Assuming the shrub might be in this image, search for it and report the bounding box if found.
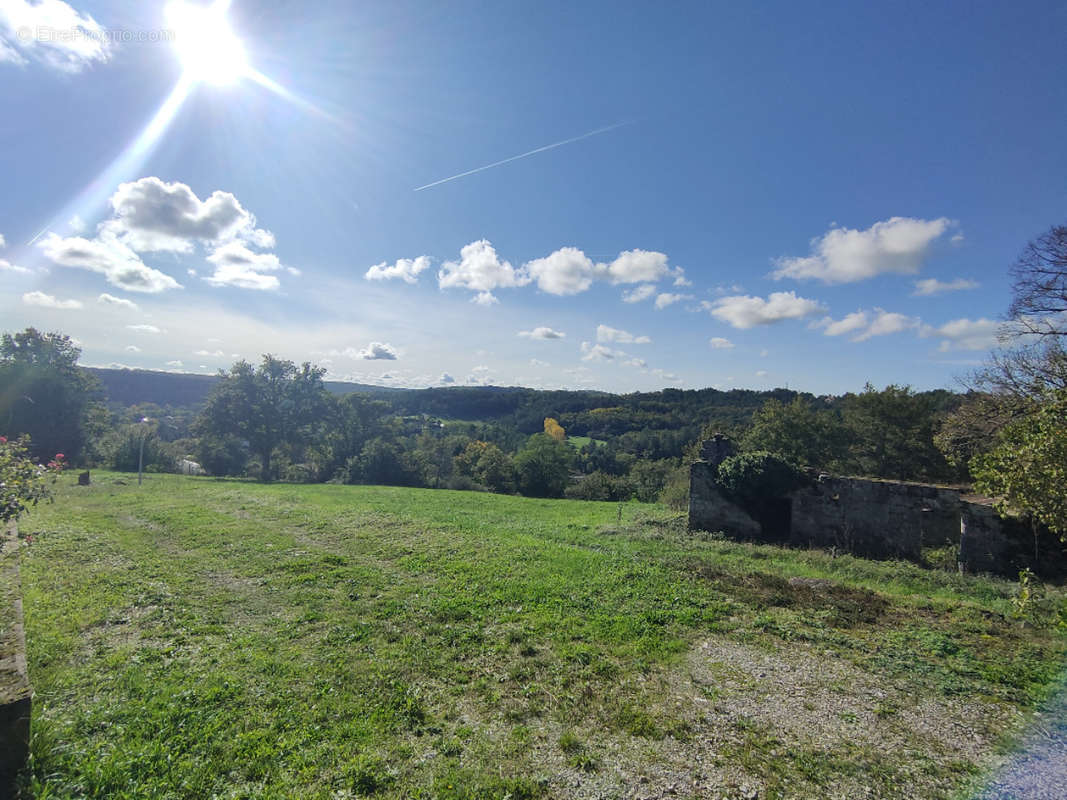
[0,435,65,523]
[716,451,807,505]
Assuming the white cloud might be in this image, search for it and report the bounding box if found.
[97,293,139,311]
[525,246,597,295]
[472,291,499,306]
[438,372,455,384]
[755,369,769,377]
[67,214,85,233]
[195,349,225,357]
[102,177,272,253]
[126,324,161,334]
[0,257,31,274]
[708,291,824,329]
[853,309,919,341]
[673,270,692,287]
[204,241,284,290]
[22,290,82,309]
[365,256,431,284]
[605,249,671,284]
[622,284,656,303]
[0,0,111,72]
[438,240,530,298]
[166,360,183,368]
[518,326,565,340]
[815,310,869,337]
[921,317,1004,352]
[773,217,955,284]
[580,341,622,361]
[0,233,5,247]
[623,357,647,368]
[597,324,650,344]
[912,277,980,296]
[125,344,141,353]
[40,232,182,293]
[357,342,398,360]
[709,337,735,349]
[815,308,919,342]
[654,292,692,310]
[529,358,550,367]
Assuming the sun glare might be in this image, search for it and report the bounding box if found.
[166,1,248,86]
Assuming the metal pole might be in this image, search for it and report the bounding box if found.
[138,417,149,486]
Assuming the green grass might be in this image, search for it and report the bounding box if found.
[11,473,1067,798]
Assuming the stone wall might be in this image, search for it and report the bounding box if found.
[684,438,1051,575]
[1,523,32,794]
[790,476,961,561]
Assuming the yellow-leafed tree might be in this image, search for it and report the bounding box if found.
[543,417,566,442]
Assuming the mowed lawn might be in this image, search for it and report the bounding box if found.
[12,473,1067,799]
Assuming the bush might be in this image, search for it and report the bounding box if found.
[716,451,807,505]
[0,435,64,523]
[565,471,635,501]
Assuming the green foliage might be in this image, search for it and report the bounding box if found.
[350,437,422,486]
[741,397,846,469]
[564,470,633,501]
[715,451,807,504]
[0,434,64,523]
[513,433,573,497]
[100,423,179,473]
[971,388,1067,537]
[195,433,250,476]
[0,327,100,465]
[196,355,331,481]
[841,384,955,481]
[453,440,515,494]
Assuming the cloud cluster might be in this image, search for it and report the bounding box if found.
[0,0,111,72]
[773,217,955,284]
[380,240,684,304]
[706,291,824,329]
[518,327,565,340]
[365,256,431,284]
[597,325,650,344]
[22,290,81,309]
[0,232,31,274]
[921,318,1004,352]
[912,277,979,296]
[357,342,398,360]
[814,308,920,342]
[40,177,289,293]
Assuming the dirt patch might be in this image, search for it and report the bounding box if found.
[694,568,888,627]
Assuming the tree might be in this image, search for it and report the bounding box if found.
[971,388,1067,537]
[196,355,330,481]
[543,417,566,442]
[941,221,1067,532]
[514,433,572,497]
[841,384,953,481]
[1009,222,1067,337]
[740,397,846,470]
[453,440,515,493]
[0,328,99,464]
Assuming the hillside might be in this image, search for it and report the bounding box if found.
[14,473,1066,799]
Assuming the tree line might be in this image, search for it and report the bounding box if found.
[2,219,1064,536]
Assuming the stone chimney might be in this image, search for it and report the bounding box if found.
[700,434,735,468]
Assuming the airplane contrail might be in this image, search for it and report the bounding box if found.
[414,121,633,192]
[25,224,51,246]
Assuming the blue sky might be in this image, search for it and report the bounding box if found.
[1,0,1065,394]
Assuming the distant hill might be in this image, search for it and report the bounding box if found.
[87,367,401,408]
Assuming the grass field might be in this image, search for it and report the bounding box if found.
[10,473,1067,799]
[566,436,605,449]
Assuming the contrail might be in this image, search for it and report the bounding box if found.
[414,121,633,192]
[25,224,50,246]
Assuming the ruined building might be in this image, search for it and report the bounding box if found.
[688,436,1061,576]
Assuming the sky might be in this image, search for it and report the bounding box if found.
[1,0,1065,395]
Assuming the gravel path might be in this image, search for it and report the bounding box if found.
[975,681,1067,800]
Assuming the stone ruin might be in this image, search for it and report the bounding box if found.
[689,436,1061,576]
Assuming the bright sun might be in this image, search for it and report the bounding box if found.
[166,1,248,86]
